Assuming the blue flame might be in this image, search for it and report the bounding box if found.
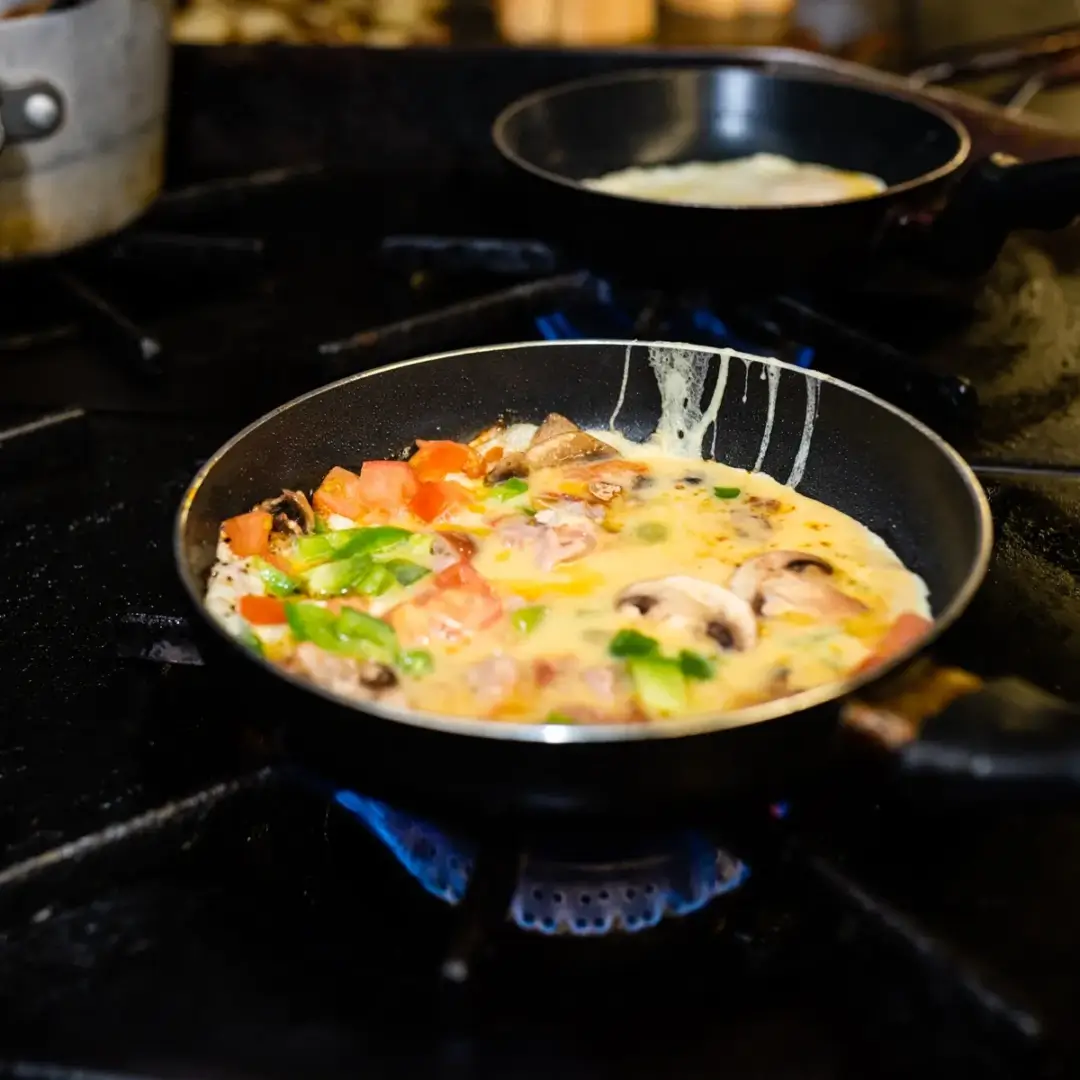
[334,790,474,904]
[511,836,750,937]
[335,788,749,935]
[533,300,815,369]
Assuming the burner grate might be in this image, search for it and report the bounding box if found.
[334,789,749,938]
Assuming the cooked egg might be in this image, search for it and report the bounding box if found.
[583,153,887,207]
[206,415,930,726]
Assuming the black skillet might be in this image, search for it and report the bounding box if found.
[175,340,1080,824]
[489,67,1080,287]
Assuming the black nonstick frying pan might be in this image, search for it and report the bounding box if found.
[176,340,1080,823]
[492,67,1080,287]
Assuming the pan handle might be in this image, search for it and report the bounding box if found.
[924,153,1080,275]
[842,661,1080,799]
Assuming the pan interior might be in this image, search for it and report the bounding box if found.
[177,340,990,742]
[494,67,968,202]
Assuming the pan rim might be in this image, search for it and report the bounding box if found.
[491,65,972,212]
[175,338,993,746]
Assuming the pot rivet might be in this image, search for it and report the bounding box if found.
[24,93,60,132]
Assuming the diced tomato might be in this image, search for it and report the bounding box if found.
[410,440,483,483]
[223,511,273,557]
[390,561,502,643]
[313,466,367,520]
[856,613,934,674]
[264,550,295,575]
[354,461,420,511]
[425,587,503,632]
[410,480,471,523]
[432,560,502,628]
[483,446,504,466]
[434,560,488,592]
[238,594,287,625]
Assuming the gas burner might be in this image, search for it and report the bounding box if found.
[333,789,749,937]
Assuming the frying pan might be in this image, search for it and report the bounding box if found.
[175,340,1080,823]
[491,67,1080,287]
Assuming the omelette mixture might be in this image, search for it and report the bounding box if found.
[205,413,931,725]
[583,153,887,207]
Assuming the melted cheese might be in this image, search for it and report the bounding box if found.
[584,153,887,208]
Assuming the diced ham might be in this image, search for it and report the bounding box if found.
[466,655,521,705]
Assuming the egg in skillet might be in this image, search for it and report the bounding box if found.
[583,152,887,207]
[204,410,930,726]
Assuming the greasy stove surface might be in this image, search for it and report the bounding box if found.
[5,145,1080,1080]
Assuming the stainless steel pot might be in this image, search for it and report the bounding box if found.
[0,0,171,260]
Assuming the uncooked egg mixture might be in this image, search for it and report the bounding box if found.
[583,153,887,207]
[204,347,930,726]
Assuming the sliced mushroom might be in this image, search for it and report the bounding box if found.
[486,450,529,484]
[532,413,580,444]
[587,480,621,503]
[728,551,867,620]
[524,412,617,470]
[255,488,315,536]
[615,575,758,652]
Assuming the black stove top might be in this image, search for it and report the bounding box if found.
[7,49,1080,1080]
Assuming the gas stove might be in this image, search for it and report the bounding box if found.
[5,46,1080,1080]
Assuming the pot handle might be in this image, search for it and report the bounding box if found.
[925,153,1080,275]
[842,660,1080,798]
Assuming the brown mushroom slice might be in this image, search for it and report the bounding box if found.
[587,480,621,503]
[728,551,867,619]
[524,412,618,469]
[531,412,581,445]
[255,488,316,536]
[615,575,758,652]
[485,450,529,484]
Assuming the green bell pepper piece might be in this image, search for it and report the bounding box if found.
[678,649,715,681]
[250,557,302,597]
[627,656,688,715]
[336,607,399,659]
[634,521,669,544]
[301,554,373,598]
[285,602,343,653]
[400,649,434,677]
[383,558,430,586]
[510,605,547,634]
[608,628,660,658]
[489,478,529,501]
[545,711,577,725]
[356,563,396,597]
[295,526,412,566]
